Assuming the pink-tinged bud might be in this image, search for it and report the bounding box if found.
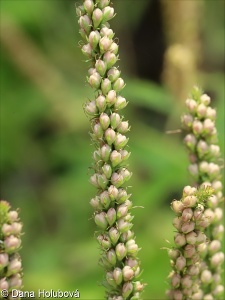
[184,134,197,151]
[126,257,139,269]
[126,239,139,256]
[184,244,196,258]
[183,185,196,196]
[109,227,120,245]
[102,6,114,22]
[81,43,92,57]
[106,90,117,106]
[100,144,112,162]
[106,271,117,288]
[208,162,220,179]
[101,78,112,95]
[84,0,94,15]
[181,208,193,222]
[171,273,181,288]
[106,208,116,226]
[188,164,199,179]
[212,224,224,240]
[9,273,22,289]
[197,103,207,118]
[209,240,221,254]
[76,5,85,17]
[4,236,21,252]
[97,234,111,249]
[192,120,203,135]
[113,267,123,285]
[100,27,114,38]
[107,249,117,266]
[109,42,119,54]
[88,68,96,75]
[110,150,122,167]
[96,95,107,112]
[7,258,22,276]
[94,212,108,230]
[78,15,91,34]
[187,264,199,276]
[115,243,127,261]
[103,51,118,68]
[200,93,211,105]
[206,107,216,120]
[208,194,218,208]
[117,218,132,233]
[117,121,129,134]
[114,95,128,110]
[209,144,220,157]
[119,150,130,162]
[181,114,193,129]
[11,222,22,235]
[181,221,195,234]
[171,200,184,214]
[133,281,145,292]
[181,274,192,288]
[172,217,182,231]
[92,8,103,28]
[210,252,224,267]
[95,59,107,76]
[105,128,116,145]
[193,204,204,220]
[102,164,112,179]
[197,140,208,158]
[93,122,104,139]
[107,68,121,82]
[185,98,197,113]
[97,173,108,189]
[173,289,183,300]
[108,185,118,200]
[122,282,133,298]
[90,173,99,188]
[93,150,102,162]
[90,197,101,210]
[204,208,215,222]
[213,285,224,297]
[0,253,9,270]
[168,249,180,260]
[196,231,206,244]
[196,216,211,229]
[122,266,134,281]
[113,78,125,92]
[111,172,124,188]
[199,161,209,174]
[117,203,129,219]
[88,30,100,49]
[175,256,186,271]
[174,233,186,247]
[0,277,9,290]
[120,230,134,242]
[214,207,223,222]
[99,113,110,130]
[119,168,132,182]
[117,188,129,203]
[114,134,129,150]
[89,72,101,89]
[99,36,113,53]
[85,100,98,115]
[182,195,197,208]
[186,231,197,244]
[110,113,121,129]
[201,270,212,284]
[2,223,13,236]
[203,118,214,135]
[8,211,18,222]
[212,180,222,192]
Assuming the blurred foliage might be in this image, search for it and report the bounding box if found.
[0,0,224,299]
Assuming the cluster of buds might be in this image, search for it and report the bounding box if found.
[77,1,144,299]
[166,186,218,300]
[0,200,23,300]
[180,86,224,299]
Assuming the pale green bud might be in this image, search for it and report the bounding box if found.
[117,218,132,233]
[111,172,124,188]
[103,51,118,68]
[90,196,102,210]
[94,212,108,230]
[201,270,212,284]
[4,236,21,253]
[102,164,112,179]
[102,6,114,22]
[81,43,92,57]
[122,282,133,298]
[90,173,99,187]
[108,185,118,200]
[208,162,220,179]
[84,0,94,15]
[92,8,103,29]
[114,133,129,150]
[120,230,134,242]
[117,188,130,204]
[96,95,107,112]
[133,281,145,293]
[97,234,111,249]
[99,36,113,53]
[106,271,117,288]
[108,227,120,245]
[2,224,13,236]
[101,78,112,95]
[106,90,117,106]
[89,72,101,89]
[99,191,111,209]
[99,113,110,130]
[100,144,112,162]
[98,173,109,189]
[214,207,223,222]
[107,68,121,82]
[105,128,116,145]
[113,78,125,92]
[203,294,214,300]
[117,203,129,219]
[106,208,117,226]
[119,168,132,182]
[79,28,87,40]
[110,150,122,167]
[213,285,224,297]
[126,239,139,256]
[117,121,129,134]
[115,243,127,261]
[119,149,130,162]
[109,42,119,54]
[76,5,85,17]
[99,255,112,269]
[110,113,121,129]
[122,266,134,281]
[113,267,123,285]
[93,122,104,139]
[9,273,22,289]
[85,100,98,115]
[107,249,117,266]
[78,15,91,34]
[95,59,107,76]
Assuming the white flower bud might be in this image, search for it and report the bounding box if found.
[171,200,184,214]
[200,93,211,105]
[0,253,9,270]
[184,134,197,151]
[106,90,117,106]
[210,252,224,267]
[4,236,21,252]
[92,8,103,28]
[197,103,207,118]
[186,231,197,244]
[105,128,116,145]
[185,98,197,112]
[99,113,110,130]
[192,120,203,135]
[203,118,214,135]
[115,243,127,261]
[113,267,123,285]
[182,195,197,207]
[206,107,216,120]
[96,95,107,112]
[172,217,182,231]
[201,270,212,284]
[122,266,134,281]
[108,185,118,200]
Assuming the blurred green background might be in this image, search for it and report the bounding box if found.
[0,0,224,299]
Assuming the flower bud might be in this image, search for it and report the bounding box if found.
[99,36,113,54]
[97,234,111,249]
[111,172,124,188]
[175,256,186,271]
[100,27,114,38]
[108,227,120,245]
[105,128,116,145]
[76,5,85,17]
[110,113,121,129]
[114,96,128,110]
[90,196,102,210]
[9,273,22,289]
[201,270,212,284]
[185,98,197,112]
[114,134,129,150]
[117,203,129,219]
[0,253,9,270]
[182,195,197,208]
[95,59,107,76]
[84,0,94,15]
[119,168,132,182]
[102,164,112,179]
[122,266,134,281]
[117,121,130,134]
[106,90,117,106]
[181,274,192,288]
[89,30,100,49]
[107,249,117,266]
[117,218,132,233]
[210,252,224,268]
[173,289,183,300]
[99,113,110,130]
[213,285,224,297]
[181,208,193,222]
[109,42,119,54]
[90,173,99,188]
[122,282,133,298]
[93,122,104,139]
[79,15,91,34]
[120,230,134,242]
[197,103,207,118]
[103,51,118,68]
[183,185,197,196]
[209,144,220,157]
[197,140,208,158]
[101,78,112,95]
[181,221,195,234]
[100,144,112,162]
[113,78,125,92]
[94,212,108,230]
[186,231,197,244]
[81,43,92,57]
[200,93,210,105]
[171,200,184,214]
[92,8,103,28]
[85,100,98,115]
[106,208,116,226]
[181,114,193,129]
[2,224,13,236]
[187,264,199,276]
[212,224,224,240]
[195,231,206,244]
[212,180,222,192]
[98,173,108,190]
[8,211,18,222]
[7,257,22,276]
[203,118,214,135]
[108,185,118,200]
[0,277,9,290]
[170,273,181,288]
[184,134,197,151]
[188,164,199,179]
[172,217,182,231]
[174,233,186,247]
[192,120,203,135]
[102,6,114,22]
[168,249,180,260]
[110,150,122,167]
[106,271,117,288]
[126,239,139,256]
[115,243,127,261]
[193,204,204,220]
[184,244,196,258]
[89,72,101,89]
[4,236,21,252]
[96,95,107,112]
[113,267,123,285]
[107,68,121,82]
[117,188,129,204]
